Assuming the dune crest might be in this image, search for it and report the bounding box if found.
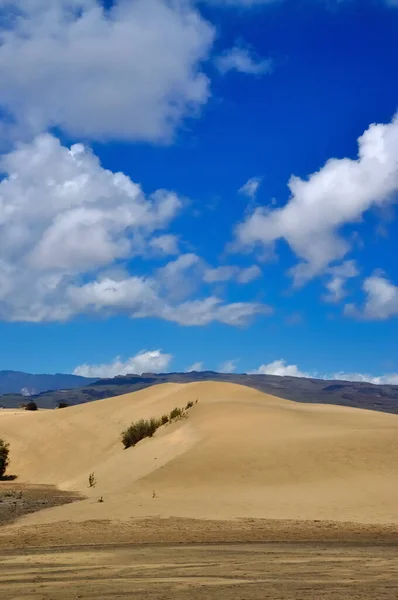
[1,381,398,526]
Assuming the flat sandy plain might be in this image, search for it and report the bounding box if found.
[0,381,397,599]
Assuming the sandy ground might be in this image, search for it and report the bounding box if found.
[1,382,398,598]
[1,540,398,600]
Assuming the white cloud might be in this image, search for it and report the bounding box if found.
[0,0,214,143]
[251,359,308,377]
[215,46,273,75]
[74,349,172,378]
[219,359,238,373]
[160,296,271,326]
[0,133,180,320]
[235,115,398,285]
[149,234,180,256]
[236,265,261,283]
[204,264,261,284]
[204,266,238,283]
[332,371,398,385]
[157,253,203,301]
[345,274,398,320]
[249,358,398,385]
[0,134,271,325]
[238,176,262,199]
[323,260,359,303]
[185,362,204,372]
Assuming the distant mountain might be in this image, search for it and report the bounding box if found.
[0,370,97,397]
[1,370,397,414]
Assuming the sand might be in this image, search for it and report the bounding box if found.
[1,381,398,598]
[1,381,398,527]
[2,541,398,600]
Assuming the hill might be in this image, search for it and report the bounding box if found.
[1,370,398,414]
[1,381,398,526]
[0,370,96,397]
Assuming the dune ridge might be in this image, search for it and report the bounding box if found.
[1,381,398,526]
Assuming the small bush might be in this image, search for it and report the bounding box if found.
[57,402,69,409]
[169,407,184,421]
[88,472,96,488]
[122,419,158,449]
[0,439,10,478]
[122,401,197,449]
[148,417,161,436]
[25,401,38,411]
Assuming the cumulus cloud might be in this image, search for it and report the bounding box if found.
[345,274,398,320]
[323,260,359,303]
[157,253,203,301]
[204,264,261,284]
[251,359,308,377]
[236,265,261,283]
[160,296,271,326]
[0,0,214,143]
[238,176,262,199]
[204,266,237,283]
[235,115,398,285]
[0,134,270,325]
[185,361,204,372]
[250,358,398,384]
[219,359,238,373]
[216,46,272,75]
[74,349,172,378]
[332,371,398,385]
[149,234,180,256]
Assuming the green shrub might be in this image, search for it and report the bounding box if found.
[122,401,197,449]
[122,419,159,449]
[25,401,38,411]
[169,407,184,421]
[148,417,161,436]
[0,439,10,478]
[57,402,69,409]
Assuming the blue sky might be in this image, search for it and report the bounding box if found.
[0,0,397,382]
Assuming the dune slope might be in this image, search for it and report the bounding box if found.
[1,381,398,525]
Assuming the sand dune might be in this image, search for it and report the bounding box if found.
[1,381,398,526]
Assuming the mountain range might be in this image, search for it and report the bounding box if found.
[0,370,96,397]
[0,370,397,415]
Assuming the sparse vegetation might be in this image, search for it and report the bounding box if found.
[57,402,69,409]
[24,401,38,411]
[122,418,160,449]
[0,440,10,478]
[122,401,198,449]
[88,472,96,488]
[169,407,184,421]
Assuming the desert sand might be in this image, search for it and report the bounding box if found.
[1,381,398,527]
[1,382,398,599]
[1,541,398,600]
